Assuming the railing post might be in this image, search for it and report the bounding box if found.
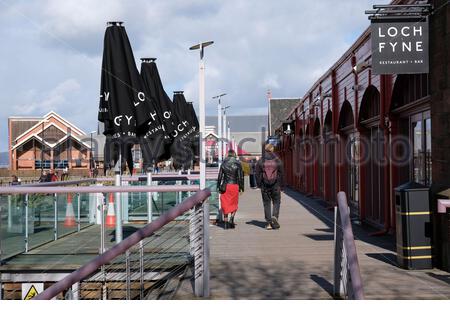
[100,193,107,300]
[187,170,192,197]
[77,193,81,232]
[202,200,210,297]
[71,283,79,300]
[333,206,338,296]
[7,195,12,232]
[115,173,122,243]
[192,200,209,297]
[122,180,129,224]
[139,240,144,300]
[25,194,29,253]
[334,192,364,300]
[126,250,131,300]
[147,170,152,223]
[177,170,182,204]
[100,194,106,254]
[54,193,58,240]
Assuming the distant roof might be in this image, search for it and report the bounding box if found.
[206,115,268,133]
[269,98,300,135]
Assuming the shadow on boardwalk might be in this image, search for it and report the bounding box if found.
[209,259,334,299]
[283,188,396,254]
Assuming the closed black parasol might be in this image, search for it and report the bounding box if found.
[171,92,199,170]
[139,58,177,168]
[187,101,200,163]
[98,22,155,174]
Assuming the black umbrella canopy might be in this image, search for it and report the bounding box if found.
[139,58,178,166]
[171,92,199,170]
[140,58,179,134]
[186,101,200,163]
[98,22,155,173]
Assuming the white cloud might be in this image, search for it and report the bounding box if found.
[13,79,81,115]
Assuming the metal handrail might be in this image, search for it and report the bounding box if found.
[333,191,364,300]
[34,188,211,300]
[0,185,199,195]
[20,179,97,187]
[96,174,219,183]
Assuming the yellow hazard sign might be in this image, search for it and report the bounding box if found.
[22,283,43,300]
[24,285,38,300]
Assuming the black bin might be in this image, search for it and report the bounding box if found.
[395,181,432,270]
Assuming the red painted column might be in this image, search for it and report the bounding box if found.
[331,70,338,204]
[380,74,393,233]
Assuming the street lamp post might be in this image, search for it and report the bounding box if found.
[222,106,230,156]
[190,41,214,190]
[227,120,231,149]
[212,93,226,166]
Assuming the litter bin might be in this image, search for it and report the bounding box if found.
[395,181,432,270]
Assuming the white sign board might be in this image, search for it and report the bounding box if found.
[22,283,44,300]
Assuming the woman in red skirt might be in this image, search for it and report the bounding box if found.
[217,150,244,229]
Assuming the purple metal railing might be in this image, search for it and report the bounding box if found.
[33,188,211,300]
[334,191,364,300]
[0,184,199,195]
[21,179,97,187]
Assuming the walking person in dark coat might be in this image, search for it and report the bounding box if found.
[256,144,284,230]
[217,150,244,229]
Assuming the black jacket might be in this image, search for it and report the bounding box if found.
[217,157,244,192]
[255,152,284,188]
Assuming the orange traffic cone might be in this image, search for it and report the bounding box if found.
[105,193,116,228]
[64,193,76,227]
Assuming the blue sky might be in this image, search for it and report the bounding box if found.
[0,0,386,151]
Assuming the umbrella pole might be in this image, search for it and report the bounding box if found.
[114,151,123,243]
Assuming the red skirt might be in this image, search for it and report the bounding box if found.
[220,184,239,214]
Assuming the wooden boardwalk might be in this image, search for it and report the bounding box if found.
[3,187,450,299]
[177,188,450,299]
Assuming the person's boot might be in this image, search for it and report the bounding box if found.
[229,213,235,228]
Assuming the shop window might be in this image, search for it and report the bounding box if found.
[411,112,432,186]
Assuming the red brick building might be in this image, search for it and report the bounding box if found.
[8,111,92,173]
[277,0,450,269]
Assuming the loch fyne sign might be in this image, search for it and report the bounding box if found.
[371,19,429,74]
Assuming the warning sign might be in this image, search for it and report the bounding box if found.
[22,283,43,300]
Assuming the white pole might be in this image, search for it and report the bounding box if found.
[147,170,152,223]
[199,48,206,190]
[223,111,227,155]
[227,121,231,144]
[217,100,222,165]
[115,171,122,243]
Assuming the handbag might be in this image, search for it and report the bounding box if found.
[218,180,227,194]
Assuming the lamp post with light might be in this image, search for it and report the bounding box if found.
[189,41,214,190]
